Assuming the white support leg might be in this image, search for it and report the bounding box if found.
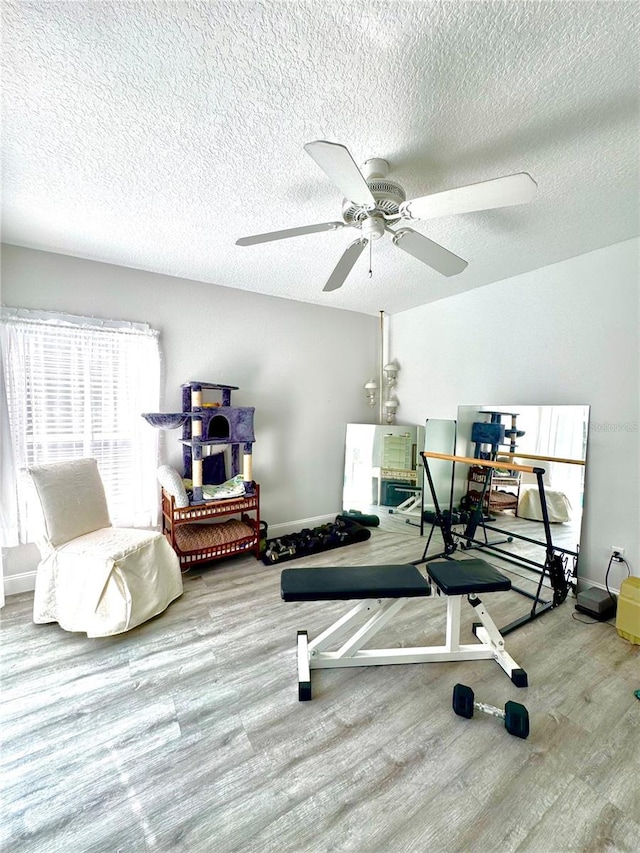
[310,600,382,653]
[471,595,528,686]
[470,595,504,648]
[445,595,462,652]
[297,631,312,701]
[335,598,407,658]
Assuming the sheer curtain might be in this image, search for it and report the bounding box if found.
[0,309,161,546]
[532,406,587,509]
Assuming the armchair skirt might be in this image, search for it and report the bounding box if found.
[33,527,183,638]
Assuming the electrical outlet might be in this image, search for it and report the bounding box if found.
[611,546,625,561]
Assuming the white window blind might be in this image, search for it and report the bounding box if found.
[0,309,161,546]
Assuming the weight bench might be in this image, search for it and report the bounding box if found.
[280,559,528,701]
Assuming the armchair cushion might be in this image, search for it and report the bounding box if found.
[28,458,111,547]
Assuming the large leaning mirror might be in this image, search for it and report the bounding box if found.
[343,407,590,567]
[342,424,425,528]
[448,405,590,572]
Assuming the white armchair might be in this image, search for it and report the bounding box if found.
[515,461,572,523]
[27,458,183,637]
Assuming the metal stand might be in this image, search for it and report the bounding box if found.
[415,451,571,635]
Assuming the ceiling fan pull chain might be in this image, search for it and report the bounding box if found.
[368,241,373,278]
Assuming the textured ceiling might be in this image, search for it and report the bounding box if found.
[2,1,639,316]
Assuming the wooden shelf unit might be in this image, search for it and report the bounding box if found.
[161,484,261,570]
[466,466,520,514]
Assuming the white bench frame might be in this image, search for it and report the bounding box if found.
[294,589,526,700]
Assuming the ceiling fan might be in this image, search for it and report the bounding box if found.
[236,140,537,292]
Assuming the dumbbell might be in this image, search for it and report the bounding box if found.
[452,683,530,739]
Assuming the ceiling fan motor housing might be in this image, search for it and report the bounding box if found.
[342,177,407,227]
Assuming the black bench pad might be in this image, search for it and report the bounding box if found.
[281,565,430,602]
[427,559,511,595]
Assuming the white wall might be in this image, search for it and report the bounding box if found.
[4,240,638,594]
[391,238,639,590]
[1,244,379,589]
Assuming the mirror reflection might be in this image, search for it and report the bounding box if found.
[342,424,425,525]
[452,405,589,567]
[343,406,590,579]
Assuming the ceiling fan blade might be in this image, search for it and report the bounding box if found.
[391,227,468,277]
[236,221,344,246]
[304,140,376,207]
[401,173,537,220]
[323,239,368,292]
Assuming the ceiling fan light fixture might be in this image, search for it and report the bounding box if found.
[360,215,386,241]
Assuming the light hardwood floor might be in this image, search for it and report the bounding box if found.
[1,529,638,853]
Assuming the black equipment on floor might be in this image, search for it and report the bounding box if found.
[575,587,617,621]
[262,515,370,565]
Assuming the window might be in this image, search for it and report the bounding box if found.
[0,309,161,546]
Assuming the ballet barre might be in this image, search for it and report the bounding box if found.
[498,451,585,466]
[421,451,542,474]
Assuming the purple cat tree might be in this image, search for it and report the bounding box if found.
[143,381,255,504]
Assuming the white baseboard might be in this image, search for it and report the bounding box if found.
[6,543,621,600]
[4,571,36,596]
[578,578,621,596]
[264,513,341,539]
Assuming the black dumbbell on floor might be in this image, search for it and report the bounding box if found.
[452,683,530,739]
